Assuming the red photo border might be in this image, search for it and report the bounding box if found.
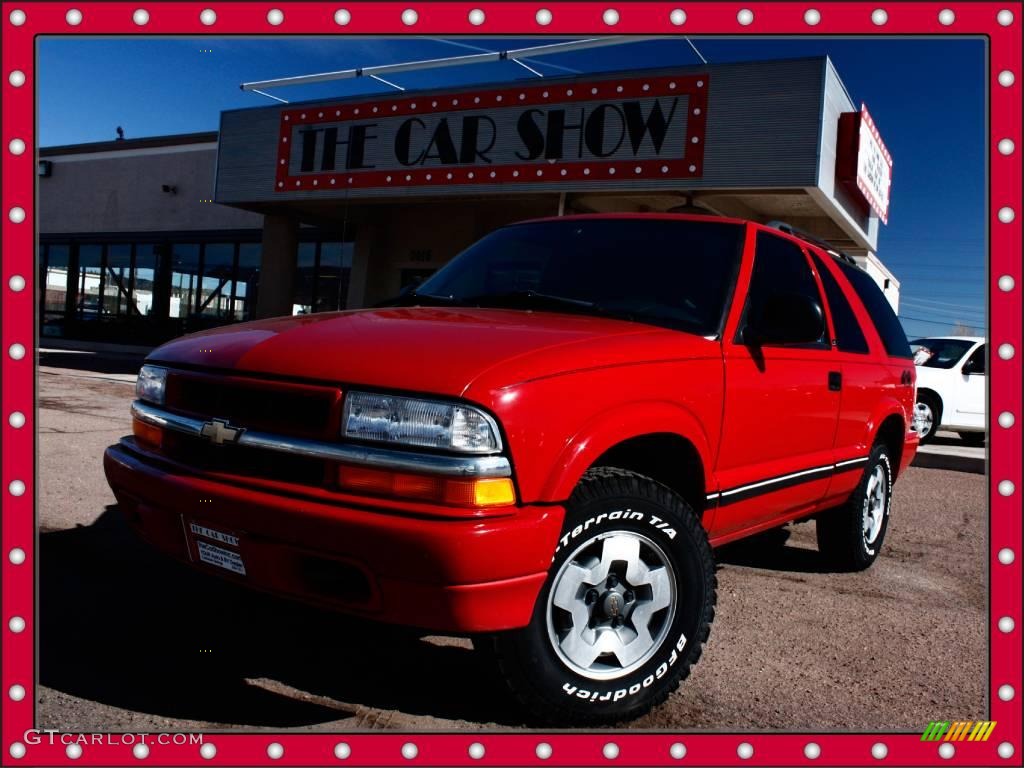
[1,3,1020,766]
[274,74,709,191]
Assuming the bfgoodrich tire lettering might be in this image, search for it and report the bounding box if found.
[817,444,893,571]
[488,467,716,725]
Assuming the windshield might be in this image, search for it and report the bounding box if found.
[411,218,744,336]
[910,338,976,368]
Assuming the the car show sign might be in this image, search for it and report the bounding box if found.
[274,74,708,192]
[837,104,893,224]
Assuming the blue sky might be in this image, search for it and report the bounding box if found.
[37,37,986,338]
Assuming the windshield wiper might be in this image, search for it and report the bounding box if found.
[461,290,596,310]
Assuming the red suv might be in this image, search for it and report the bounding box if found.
[104,214,918,724]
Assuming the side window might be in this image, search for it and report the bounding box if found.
[741,231,827,345]
[965,344,986,375]
[837,261,913,358]
[809,252,870,353]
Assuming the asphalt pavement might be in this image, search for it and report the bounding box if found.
[35,354,988,733]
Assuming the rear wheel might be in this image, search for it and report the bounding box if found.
[817,444,893,572]
[914,392,941,444]
[487,468,716,725]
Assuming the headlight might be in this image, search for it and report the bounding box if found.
[343,391,501,454]
[135,365,168,405]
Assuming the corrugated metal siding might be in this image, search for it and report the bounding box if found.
[216,57,826,204]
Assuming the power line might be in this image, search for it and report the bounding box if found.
[898,314,986,328]
[901,296,986,310]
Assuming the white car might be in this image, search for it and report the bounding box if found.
[910,336,986,445]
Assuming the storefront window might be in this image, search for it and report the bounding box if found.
[169,243,200,318]
[77,245,104,321]
[41,244,70,337]
[316,242,353,312]
[293,242,316,315]
[105,244,132,317]
[134,244,158,316]
[236,243,261,321]
[198,243,235,318]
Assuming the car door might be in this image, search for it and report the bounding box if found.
[712,229,841,540]
[954,343,986,428]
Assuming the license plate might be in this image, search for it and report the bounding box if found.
[196,540,247,575]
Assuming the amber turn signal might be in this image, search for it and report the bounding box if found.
[337,464,515,507]
[132,417,163,450]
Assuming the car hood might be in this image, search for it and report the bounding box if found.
[147,307,704,397]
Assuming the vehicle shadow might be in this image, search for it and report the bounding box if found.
[38,350,145,375]
[715,526,838,574]
[39,507,524,729]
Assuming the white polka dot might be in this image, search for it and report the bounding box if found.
[401,743,418,760]
[469,8,484,25]
[9,207,25,223]
[8,684,25,701]
[603,743,619,759]
[998,480,1015,496]
[9,480,25,496]
[334,743,351,759]
[9,548,26,565]
[401,8,417,25]
[267,8,284,25]
[999,139,1015,155]
[65,8,82,25]
[9,70,26,87]
[9,616,26,632]
[998,343,1015,360]
[603,8,619,25]
[691,136,700,143]
[200,743,216,759]
[334,8,351,25]
[669,743,686,759]
[999,547,1016,564]
[9,411,26,428]
[132,9,149,25]
[66,744,82,759]
[583,168,589,175]
[999,275,1016,291]
[804,9,821,25]
[133,743,149,759]
[608,167,616,175]
[9,743,26,759]
[737,8,754,24]
[805,743,821,759]
[670,8,686,25]
[998,412,1015,430]
[536,8,552,25]
[9,8,26,25]
[938,742,955,759]
[998,743,1014,759]
[9,343,26,360]
[871,8,888,25]
[536,743,552,759]
[689,164,697,172]
[9,274,26,291]
[661,165,669,173]
[998,207,1015,223]
[998,616,1015,633]
[998,9,1014,25]
[872,743,888,759]
[693,107,701,114]
[199,8,216,25]
[998,70,1015,87]
[267,743,284,759]
[8,138,26,155]
[697,80,704,87]
[468,743,485,759]
[737,743,753,759]
[999,684,1015,701]
[938,9,955,25]
[634,166,642,174]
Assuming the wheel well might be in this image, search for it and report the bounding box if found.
[591,433,705,512]
[876,414,906,478]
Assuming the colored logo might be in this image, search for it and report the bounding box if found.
[922,721,997,742]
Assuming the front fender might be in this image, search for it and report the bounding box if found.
[540,401,716,502]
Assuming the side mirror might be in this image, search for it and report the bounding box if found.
[962,358,983,375]
[743,293,825,347]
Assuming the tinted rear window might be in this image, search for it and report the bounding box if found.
[837,261,913,358]
[810,253,869,353]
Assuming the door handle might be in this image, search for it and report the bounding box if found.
[828,371,842,391]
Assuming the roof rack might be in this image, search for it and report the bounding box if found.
[765,220,859,266]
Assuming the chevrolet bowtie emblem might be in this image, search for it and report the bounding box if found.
[199,418,244,446]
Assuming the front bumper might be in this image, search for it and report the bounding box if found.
[103,440,564,633]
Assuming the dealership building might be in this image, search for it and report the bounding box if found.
[38,55,898,344]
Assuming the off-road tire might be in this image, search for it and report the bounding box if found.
[486,467,716,726]
[817,444,894,572]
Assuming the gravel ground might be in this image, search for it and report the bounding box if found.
[35,362,987,733]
